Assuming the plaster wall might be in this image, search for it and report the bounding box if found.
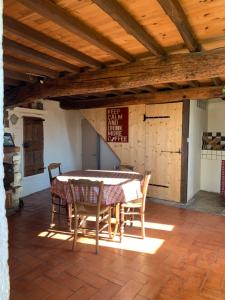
[200,101,225,193]
[100,138,120,170]
[7,101,82,197]
[187,101,207,201]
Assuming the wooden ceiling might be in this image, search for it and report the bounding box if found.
[3,0,225,109]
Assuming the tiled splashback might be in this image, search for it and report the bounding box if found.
[201,150,225,160]
[202,132,225,151]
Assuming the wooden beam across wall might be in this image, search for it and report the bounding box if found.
[4,78,23,86]
[16,0,134,63]
[58,86,223,109]
[93,0,166,57]
[3,37,79,73]
[4,55,58,78]
[4,16,103,68]
[4,48,225,106]
[4,69,37,83]
[157,0,201,52]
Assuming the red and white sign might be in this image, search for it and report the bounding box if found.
[107,107,128,143]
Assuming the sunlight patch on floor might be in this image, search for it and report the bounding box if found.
[77,235,164,254]
[38,230,164,254]
[133,221,175,231]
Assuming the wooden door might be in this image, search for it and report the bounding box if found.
[82,119,100,169]
[145,102,183,202]
[23,117,44,177]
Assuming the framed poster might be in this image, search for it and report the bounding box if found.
[107,107,128,142]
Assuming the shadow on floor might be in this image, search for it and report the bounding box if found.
[149,191,225,216]
[186,190,225,215]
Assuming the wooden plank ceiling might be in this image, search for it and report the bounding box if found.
[3,0,225,109]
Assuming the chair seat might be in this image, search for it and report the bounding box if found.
[122,199,142,208]
[77,205,110,216]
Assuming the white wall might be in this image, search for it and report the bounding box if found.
[100,138,120,170]
[0,0,10,296]
[7,101,82,197]
[208,101,225,132]
[187,101,207,201]
[200,100,225,193]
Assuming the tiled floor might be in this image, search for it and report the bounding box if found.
[187,191,225,215]
[8,189,225,300]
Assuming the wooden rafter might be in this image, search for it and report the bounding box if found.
[157,0,201,52]
[165,82,180,90]
[4,55,58,78]
[4,47,225,106]
[57,86,224,109]
[4,78,22,86]
[4,16,103,68]
[188,80,199,88]
[4,69,37,83]
[212,77,223,86]
[16,0,134,63]
[4,37,79,73]
[93,0,166,57]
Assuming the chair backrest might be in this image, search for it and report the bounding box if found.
[141,171,151,212]
[48,163,62,185]
[117,164,134,171]
[68,179,104,215]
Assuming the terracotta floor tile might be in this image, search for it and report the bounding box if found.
[67,285,97,300]
[8,189,225,300]
[76,270,108,289]
[89,281,121,300]
[45,288,74,300]
[111,279,143,300]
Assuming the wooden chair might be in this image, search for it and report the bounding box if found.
[116,164,134,171]
[48,163,62,184]
[120,171,151,239]
[68,179,112,254]
[48,163,67,227]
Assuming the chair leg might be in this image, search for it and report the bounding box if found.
[120,204,124,243]
[130,208,134,226]
[96,216,99,254]
[50,198,55,227]
[108,207,112,239]
[113,203,120,239]
[141,212,145,239]
[67,204,73,232]
[72,214,79,251]
[58,200,61,223]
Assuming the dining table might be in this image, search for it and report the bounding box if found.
[51,169,144,238]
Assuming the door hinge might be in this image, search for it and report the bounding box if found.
[143,114,170,121]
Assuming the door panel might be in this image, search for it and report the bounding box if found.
[145,102,183,202]
[82,119,99,170]
[23,117,44,177]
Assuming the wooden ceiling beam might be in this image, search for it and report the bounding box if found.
[93,0,166,57]
[4,78,23,86]
[3,37,79,73]
[5,47,225,106]
[212,77,223,86]
[58,86,224,110]
[4,16,103,68]
[157,0,201,52]
[188,80,199,88]
[4,55,58,78]
[16,0,133,63]
[4,69,37,83]
[165,82,180,89]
